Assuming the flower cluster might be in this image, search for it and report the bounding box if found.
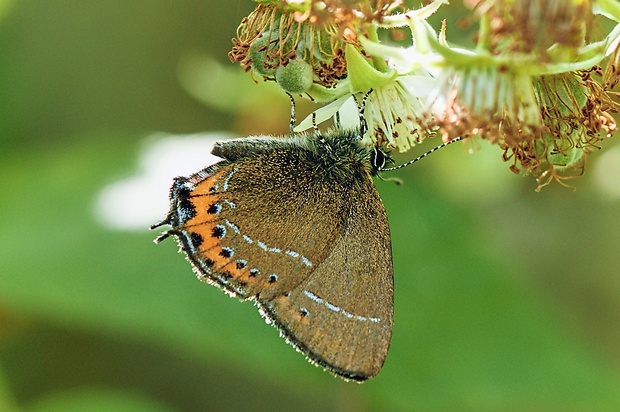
[230,0,620,188]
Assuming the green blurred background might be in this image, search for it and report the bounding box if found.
[2,1,620,411]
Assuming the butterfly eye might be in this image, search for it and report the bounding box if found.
[371,148,386,171]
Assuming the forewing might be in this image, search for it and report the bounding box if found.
[166,145,348,300]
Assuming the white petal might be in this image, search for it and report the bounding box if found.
[398,74,437,97]
[294,95,350,132]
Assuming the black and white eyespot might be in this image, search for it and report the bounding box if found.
[203,258,215,267]
[249,268,259,278]
[212,225,226,238]
[268,274,278,283]
[236,259,247,269]
[177,198,196,222]
[219,247,234,258]
[207,202,222,214]
[189,232,204,248]
[172,177,194,198]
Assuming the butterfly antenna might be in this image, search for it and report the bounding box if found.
[381,136,463,172]
[287,92,296,138]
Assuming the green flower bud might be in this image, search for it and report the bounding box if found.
[275,58,314,94]
[548,146,584,170]
[249,33,278,77]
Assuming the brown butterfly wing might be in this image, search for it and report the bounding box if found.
[258,174,394,381]
[157,135,393,380]
[169,161,342,299]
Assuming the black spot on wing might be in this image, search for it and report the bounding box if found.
[220,247,234,258]
[212,225,225,238]
[189,232,204,248]
[207,203,222,214]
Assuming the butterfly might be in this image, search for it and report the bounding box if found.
[151,125,394,381]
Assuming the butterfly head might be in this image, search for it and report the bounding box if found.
[369,146,396,176]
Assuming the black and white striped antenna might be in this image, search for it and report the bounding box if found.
[381,136,463,172]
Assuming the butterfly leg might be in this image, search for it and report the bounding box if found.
[287,92,296,138]
[352,89,373,138]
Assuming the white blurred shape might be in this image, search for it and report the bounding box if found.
[95,132,233,230]
[593,144,620,199]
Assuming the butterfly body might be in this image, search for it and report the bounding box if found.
[153,129,394,381]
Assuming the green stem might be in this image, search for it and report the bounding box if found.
[476,13,490,53]
[365,24,389,72]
